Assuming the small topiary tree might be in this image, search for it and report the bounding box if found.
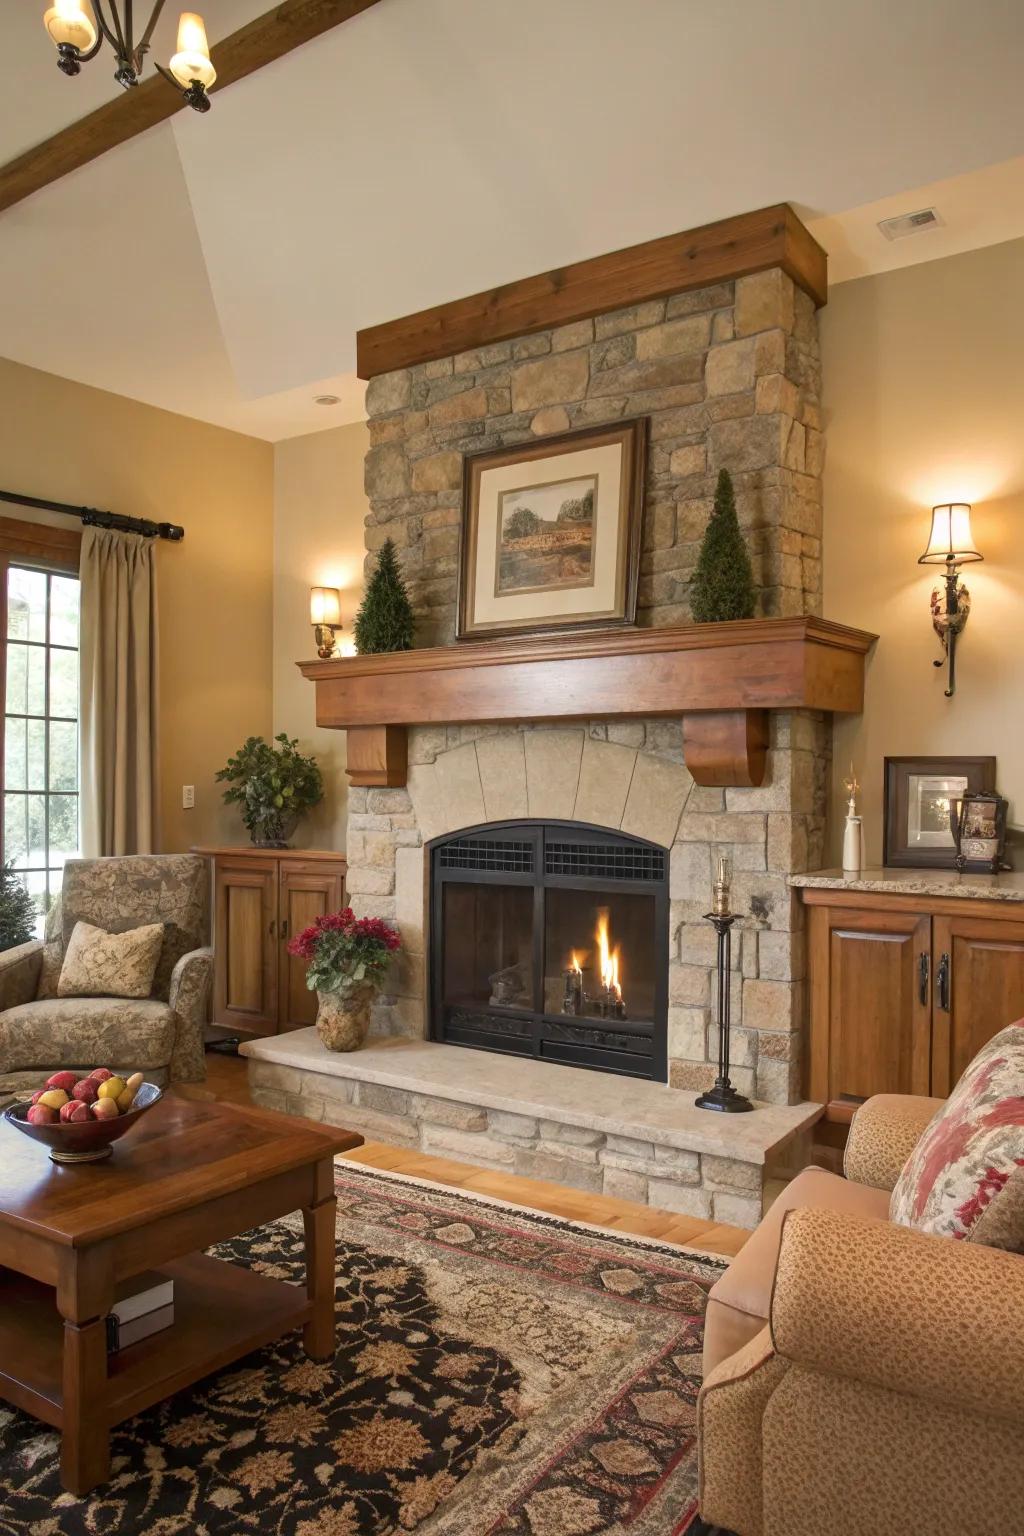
[353,538,415,654]
[0,863,38,951]
[690,468,756,623]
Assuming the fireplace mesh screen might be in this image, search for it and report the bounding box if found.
[436,836,535,873]
[545,840,666,883]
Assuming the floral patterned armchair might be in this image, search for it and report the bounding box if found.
[0,854,211,1105]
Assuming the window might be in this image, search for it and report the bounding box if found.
[0,522,82,933]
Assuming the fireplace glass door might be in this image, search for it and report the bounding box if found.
[430,822,668,1080]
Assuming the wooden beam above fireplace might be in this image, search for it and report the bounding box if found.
[355,204,828,379]
[299,617,875,788]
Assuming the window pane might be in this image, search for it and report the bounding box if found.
[7,568,47,643]
[49,720,77,792]
[50,577,80,648]
[7,643,46,716]
[4,792,46,866]
[48,794,79,863]
[7,718,47,791]
[49,648,78,719]
[25,869,49,930]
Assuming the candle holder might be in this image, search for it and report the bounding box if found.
[696,858,754,1115]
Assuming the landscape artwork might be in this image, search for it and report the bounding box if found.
[495,474,597,596]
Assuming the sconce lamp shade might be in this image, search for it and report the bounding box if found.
[919,504,983,566]
[309,586,342,626]
[43,0,98,50]
[169,11,217,90]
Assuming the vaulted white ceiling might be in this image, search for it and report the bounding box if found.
[3,0,1024,440]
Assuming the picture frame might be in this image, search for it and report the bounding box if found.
[456,418,647,642]
[883,755,996,869]
[949,791,1009,874]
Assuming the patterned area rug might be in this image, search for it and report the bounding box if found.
[0,1164,731,1535]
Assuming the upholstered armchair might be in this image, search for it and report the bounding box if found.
[0,854,211,1105]
[697,1093,1024,1536]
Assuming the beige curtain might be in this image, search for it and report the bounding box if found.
[79,528,160,856]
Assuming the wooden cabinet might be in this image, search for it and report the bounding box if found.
[196,847,347,1037]
[803,887,1024,1122]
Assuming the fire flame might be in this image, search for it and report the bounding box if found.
[568,950,582,973]
[595,909,622,1000]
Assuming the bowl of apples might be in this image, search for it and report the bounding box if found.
[3,1069,162,1163]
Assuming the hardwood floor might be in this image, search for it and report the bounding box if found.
[198,1052,749,1260]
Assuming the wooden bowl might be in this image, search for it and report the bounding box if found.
[3,1082,163,1163]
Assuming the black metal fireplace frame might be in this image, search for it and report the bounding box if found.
[428,819,669,1082]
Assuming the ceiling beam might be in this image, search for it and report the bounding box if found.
[0,0,385,215]
[356,203,828,379]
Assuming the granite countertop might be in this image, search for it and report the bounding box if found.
[790,867,1024,902]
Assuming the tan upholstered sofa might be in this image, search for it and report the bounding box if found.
[697,1094,1024,1536]
[0,854,211,1105]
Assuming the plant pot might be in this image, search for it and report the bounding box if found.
[315,984,376,1052]
[249,811,301,849]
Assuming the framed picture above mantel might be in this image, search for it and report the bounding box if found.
[883,755,996,868]
[456,418,647,641]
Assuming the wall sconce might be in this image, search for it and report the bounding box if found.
[918,503,982,698]
[309,586,342,659]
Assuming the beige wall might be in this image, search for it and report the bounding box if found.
[0,357,274,852]
[273,421,369,851]
[821,237,1024,864]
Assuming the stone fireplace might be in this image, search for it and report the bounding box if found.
[244,210,873,1227]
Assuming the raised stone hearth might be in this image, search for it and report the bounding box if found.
[241,1033,821,1229]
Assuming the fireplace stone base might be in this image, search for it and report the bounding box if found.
[240,1032,821,1229]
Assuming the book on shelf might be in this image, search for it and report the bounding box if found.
[105,1270,175,1353]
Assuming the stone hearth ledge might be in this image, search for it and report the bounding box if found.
[240,1033,823,1228]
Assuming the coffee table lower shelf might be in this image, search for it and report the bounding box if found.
[0,1251,312,1432]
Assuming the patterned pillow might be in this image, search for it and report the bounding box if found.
[57,920,164,1001]
[890,1022,1024,1248]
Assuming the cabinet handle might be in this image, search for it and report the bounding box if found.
[268,919,276,939]
[281,919,289,940]
[936,951,950,1012]
[918,952,929,1006]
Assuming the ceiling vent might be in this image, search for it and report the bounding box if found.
[877,207,944,241]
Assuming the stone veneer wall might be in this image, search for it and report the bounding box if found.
[347,711,830,1107]
[348,265,830,1107]
[364,268,823,642]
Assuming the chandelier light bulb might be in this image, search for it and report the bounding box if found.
[43,0,98,51]
[169,11,216,90]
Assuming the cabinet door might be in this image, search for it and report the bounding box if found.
[808,905,932,1119]
[278,859,346,1031]
[931,914,1024,1095]
[213,859,278,1035]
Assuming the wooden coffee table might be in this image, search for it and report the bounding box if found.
[0,1093,362,1494]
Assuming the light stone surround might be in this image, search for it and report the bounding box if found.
[346,710,831,1107]
[241,1034,822,1229]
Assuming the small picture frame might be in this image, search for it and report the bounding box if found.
[883,756,996,868]
[950,791,1009,874]
[456,418,647,641]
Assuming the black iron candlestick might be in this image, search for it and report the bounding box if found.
[695,859,754,1114]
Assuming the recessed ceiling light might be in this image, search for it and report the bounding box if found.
[314,394,341,406]
[877,207,944,241]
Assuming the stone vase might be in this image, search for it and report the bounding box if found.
[315,984,376,1052]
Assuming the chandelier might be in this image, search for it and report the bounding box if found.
[42,2,216,113]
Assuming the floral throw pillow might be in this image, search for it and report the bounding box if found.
[890,1022,1024,1248]
[58,920,164,1001]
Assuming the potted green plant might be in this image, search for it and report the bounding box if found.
[288,908,402,1050]
[216,733,323,847]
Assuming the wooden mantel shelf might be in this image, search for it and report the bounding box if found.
[299,617,875,789]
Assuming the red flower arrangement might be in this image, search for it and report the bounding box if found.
[287,907,401,997]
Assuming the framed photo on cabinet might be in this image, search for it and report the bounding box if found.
[883,755,996,868]
[456,418,647,641]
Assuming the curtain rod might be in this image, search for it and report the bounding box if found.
[0,489,185,542]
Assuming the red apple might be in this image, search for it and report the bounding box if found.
[90,1098,119,1121]
[45,1070,78,1094]
[60,1100,90,1123]
[27,1104,58,1125]
[89,1067,114,1082]
[71,1078,99,1104]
